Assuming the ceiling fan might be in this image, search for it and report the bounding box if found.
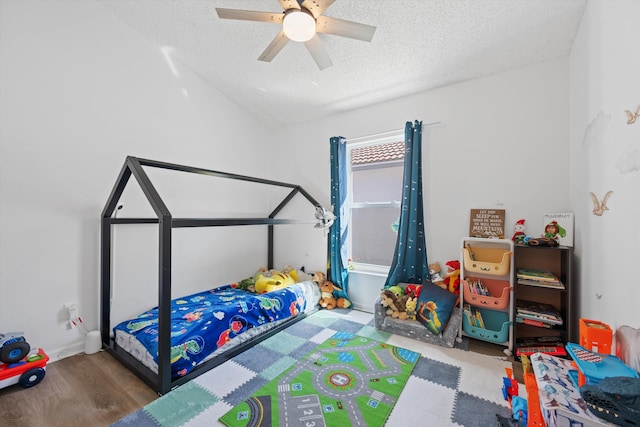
[215,0,376,70]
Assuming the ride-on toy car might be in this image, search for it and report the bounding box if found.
[0,333,49,390]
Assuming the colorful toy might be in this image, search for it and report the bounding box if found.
[0,347,49,390]
[580,376,640,427]
[404,297,418,320]
[254,271,295,293]
[511,219,527,244]
[442,260,461,294]
[380,289,412,320]
[0,332,30,363]
[313,272,351,310]
[543,220,566,241]
[404,283,422,297]
[428,262,445,285]
[387,285,403,297]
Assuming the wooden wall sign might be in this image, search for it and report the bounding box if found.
[469,209,505,239]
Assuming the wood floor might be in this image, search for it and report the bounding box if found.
[0,340,522,427]
[0,351,157,427]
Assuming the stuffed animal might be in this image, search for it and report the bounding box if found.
[429,262,445,286]
[404,283,422,298]
[405,296,418,320]
[511,219,527,244]
[232,277,256,293]
[313,271,351,309]
[254,271,295,294]
[442,260,461,295]
[380,289,412,320]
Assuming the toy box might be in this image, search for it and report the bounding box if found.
[530,352,616,426]
[580,318,613,355]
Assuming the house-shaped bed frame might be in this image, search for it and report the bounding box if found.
[100,156,324,394]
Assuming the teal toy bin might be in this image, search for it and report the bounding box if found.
[462,308,511,344]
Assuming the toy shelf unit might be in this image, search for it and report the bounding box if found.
[513,245,574,360]
[458,237,514,356]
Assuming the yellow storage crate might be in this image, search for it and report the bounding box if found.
[462,245,511,276]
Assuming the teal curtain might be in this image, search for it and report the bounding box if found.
[384,121,430,287]
[328,136,349,296]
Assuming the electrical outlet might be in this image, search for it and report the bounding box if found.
[64,302,78,320]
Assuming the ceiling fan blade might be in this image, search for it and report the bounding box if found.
[258,29,290,62]
[304,34,332,70]
[301,0,336,18]
[316,15,376,42]
[279,0,301,11]
[216,8,283,24]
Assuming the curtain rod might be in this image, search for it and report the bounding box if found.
[346,121,442,144]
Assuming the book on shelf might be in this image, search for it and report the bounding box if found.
[516,316,555,328]
[463,304,485,329]
[516,299,563,325]
[517,268,560,282]
[517,278,565,289]
[467,279,491,296]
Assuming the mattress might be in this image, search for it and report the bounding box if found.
[113,280,320,378]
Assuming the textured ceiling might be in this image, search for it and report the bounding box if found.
[98,0,587,129]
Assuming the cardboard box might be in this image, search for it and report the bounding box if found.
[530,352,615,426]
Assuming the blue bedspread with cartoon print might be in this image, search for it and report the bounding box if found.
[113,282,314,378]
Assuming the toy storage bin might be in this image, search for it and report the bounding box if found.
[462,278,512,310]
[579,318,612,355]
[462,246,511,276]
[462,308,511,344]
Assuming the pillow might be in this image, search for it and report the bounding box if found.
[417,281,458,335]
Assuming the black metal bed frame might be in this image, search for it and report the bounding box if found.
[100,156,322,395]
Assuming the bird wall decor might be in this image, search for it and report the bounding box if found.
[625,105,639,125]
[589,191,613,216]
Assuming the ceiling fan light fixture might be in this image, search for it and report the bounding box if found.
[283,10,316,42]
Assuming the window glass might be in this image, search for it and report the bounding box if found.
[348,140,404,268]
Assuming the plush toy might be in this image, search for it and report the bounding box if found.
[405,296,418,320]
[380,289,412,320]
[428,262,445,286]
[442,260,461,295]
[511,219,527,244]
[429,263,443,281]
[232,277,256,293]
[388,285,404,297]
[404,284,422,298]
[254,271,295,294]
[313,271,351,310]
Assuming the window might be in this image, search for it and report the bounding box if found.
[347,135,404,270]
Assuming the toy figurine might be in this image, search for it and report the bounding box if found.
[442,260,461,295]
[511,219,527,244]
[544,220,566,242]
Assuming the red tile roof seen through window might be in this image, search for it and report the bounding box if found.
[351,141,404,165]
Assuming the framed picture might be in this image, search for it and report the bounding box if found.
[469,209,505,239]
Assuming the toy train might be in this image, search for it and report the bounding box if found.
[0,332,48,390]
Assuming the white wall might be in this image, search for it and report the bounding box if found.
[0,0,279,360]
[569,0,640,330]
[274,59,572,311]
